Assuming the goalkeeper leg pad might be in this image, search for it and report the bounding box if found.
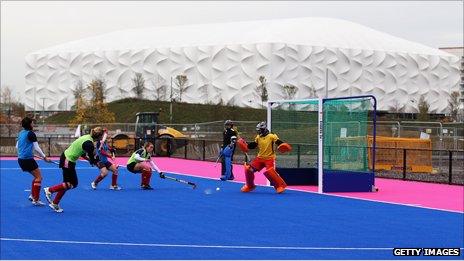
[241,166,256,193]
[264,168,287,194]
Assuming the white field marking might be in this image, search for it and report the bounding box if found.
[280,187,463,214]
[0,238,394,251]
[117,165,464,214]
[23,189,31,192]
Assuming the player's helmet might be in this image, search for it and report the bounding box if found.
[230,136,237,143]
[224,120,233,128]
[256,121,269,136]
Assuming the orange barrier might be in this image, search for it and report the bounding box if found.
[368,136,432,173]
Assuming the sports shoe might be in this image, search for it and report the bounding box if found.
[32,200,46,206]
[91,181,97,190]
[43,187,53,204]
[141,184,153,190]
[48,203,63,213]
[276,186,286,194]
[109,185,122,190]
[240,184,256,193]
[28,194,34,202]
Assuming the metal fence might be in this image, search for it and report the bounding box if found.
[1,120,462,150]
[1,136,462,185]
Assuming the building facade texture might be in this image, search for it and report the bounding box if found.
[25,17,461,113]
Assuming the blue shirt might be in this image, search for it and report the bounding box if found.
[96,141,110,164]
[17,130,37,159]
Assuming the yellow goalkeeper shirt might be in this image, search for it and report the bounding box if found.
[255,133,279,159]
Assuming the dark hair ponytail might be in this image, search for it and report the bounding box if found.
[21,117,33,130]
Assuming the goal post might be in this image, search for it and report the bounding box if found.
[267,95,377,193]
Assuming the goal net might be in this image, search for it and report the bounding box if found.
[268,95,377,193]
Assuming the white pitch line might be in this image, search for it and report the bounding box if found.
[122,167,464,214]
[0,238,393,251]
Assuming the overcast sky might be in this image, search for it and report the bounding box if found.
[1,0,463,102]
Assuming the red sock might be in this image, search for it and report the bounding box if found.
[32,180,41,201]
[49,183,67,193]
[94,174,105,185]
[53,190,66,205]
[111,173,118,186]
[141,169,152,186]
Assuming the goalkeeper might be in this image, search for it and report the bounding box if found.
[236,121,292,194]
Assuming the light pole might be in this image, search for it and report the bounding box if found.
[170,76,173,124]
[33,86,36,118]
[41,97,46,126]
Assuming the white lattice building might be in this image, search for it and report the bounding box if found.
[25,17,461,113]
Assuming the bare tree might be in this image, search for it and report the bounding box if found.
[174,74,188,102]
[256,75,268,107]
[283,84,298,100]
[389,100,404,113]
[153,75,167,101]
[417,95,430,121]
[388,100,404,120]
[448,91,460,122]
[1,86,25,135]
[132,73,145,99]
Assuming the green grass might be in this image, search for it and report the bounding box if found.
[46,98,267,124]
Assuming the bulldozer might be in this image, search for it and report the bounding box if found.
[112,112,187,156]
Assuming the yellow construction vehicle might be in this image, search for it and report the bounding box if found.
[112,112,187,156]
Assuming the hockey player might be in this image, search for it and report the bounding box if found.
[218,135,237,181]
[236,121,292,194]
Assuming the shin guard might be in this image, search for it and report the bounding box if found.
[264,168,287,190]
[141,169,152,186]
[32,179,41,201]
[111,169,119,186]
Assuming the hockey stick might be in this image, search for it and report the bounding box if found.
[34,155,59,165]
[214,153,222,168]
[149,160,197,189]
[161,174,197,189]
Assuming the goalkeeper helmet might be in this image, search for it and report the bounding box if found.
[256,121,269,136]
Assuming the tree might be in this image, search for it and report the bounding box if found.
[70,78,115,124]
[417,95,430,121]
[174,74,188,102]
[388,100,404,120]
[0,86,24,135]
[308,86,316,98]
[132,73,145,99]
[153,76,166,101]
[256,76,268,107]
[448,91,460,122]
[87,78,106,105]
[72,78,86,110]
[283,84,298,100]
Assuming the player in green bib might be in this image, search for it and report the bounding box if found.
[127,142,162,190]
[43,127,104,212]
